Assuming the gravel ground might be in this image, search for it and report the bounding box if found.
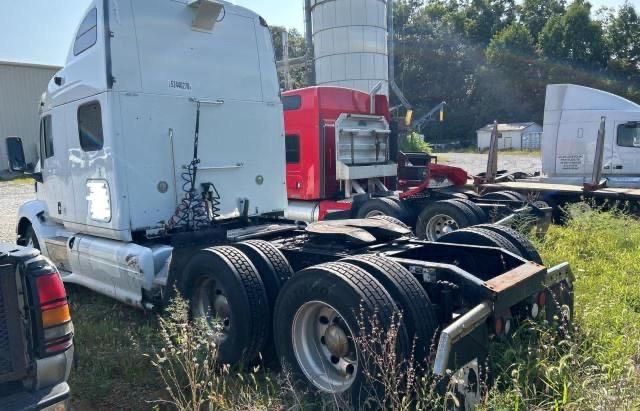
[0,181,36,244]
[435,152,542,175]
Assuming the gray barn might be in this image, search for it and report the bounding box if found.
[0,61,60,172]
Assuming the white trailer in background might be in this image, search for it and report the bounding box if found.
[477,84,640,211]
[7,1,573,407]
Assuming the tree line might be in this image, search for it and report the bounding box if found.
[272,0,640,144]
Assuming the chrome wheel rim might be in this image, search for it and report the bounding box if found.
[292,301,358,393]
[426,214,459,240]
[192,276,229,341]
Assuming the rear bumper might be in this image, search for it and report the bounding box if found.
[433,262,574,375]
[1,381,70,411]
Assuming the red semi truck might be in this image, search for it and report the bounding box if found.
[282,86,549,240]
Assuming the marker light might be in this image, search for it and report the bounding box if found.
[86,179,111,222]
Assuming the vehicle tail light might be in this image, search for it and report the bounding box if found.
[494,317,504,336]
[36,273,73,354]
[537,291,547,307]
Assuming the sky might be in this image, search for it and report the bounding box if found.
[0,0,635,67]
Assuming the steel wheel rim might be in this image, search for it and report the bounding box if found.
[426,214,459,240]
[192,276,230,342]
[292,301,358,393]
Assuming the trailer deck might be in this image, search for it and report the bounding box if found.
[475,180,640,199]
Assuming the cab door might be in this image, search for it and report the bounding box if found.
[612,120,640,176]
[38,115,63,221]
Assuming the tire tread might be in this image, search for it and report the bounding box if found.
[341,255,438,358]
[211,246,270,361]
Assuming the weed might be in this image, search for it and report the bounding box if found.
[484,203,640,409]
[68,202,640,409]
[146,294,282,411]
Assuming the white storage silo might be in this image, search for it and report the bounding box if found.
[310,0,389,95]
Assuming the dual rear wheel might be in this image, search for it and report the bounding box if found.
[184,244,439,404]
[183,222,551,406]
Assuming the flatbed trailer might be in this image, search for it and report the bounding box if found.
[470,85,640,215]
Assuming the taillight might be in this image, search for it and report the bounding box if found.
[36,273,73,354]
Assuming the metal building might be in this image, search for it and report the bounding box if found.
[310,0,389,95]
[0,61,60,172]
[476,122,543,151]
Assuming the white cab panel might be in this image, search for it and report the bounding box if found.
[542,84,640,182]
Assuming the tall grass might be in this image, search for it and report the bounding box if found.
[68,204,640,409]
[483,204,640,409]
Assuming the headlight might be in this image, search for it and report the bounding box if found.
[86,179,111,222]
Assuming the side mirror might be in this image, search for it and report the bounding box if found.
[6,137,27,172]
[6,137,43,183]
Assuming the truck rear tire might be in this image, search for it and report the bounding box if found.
[340,255,438,361]
[482,191,526,202]
[23,226,40,251]
[273,261,410,404]
[476,224,543,264]
[184,246,270,365]
[453,199,487,224]
[232,240,294,364]
[416,200,475,241]
[233,240,294,307]
[356,197,406,221]
[369,215,412,231]
[437,227,522,257]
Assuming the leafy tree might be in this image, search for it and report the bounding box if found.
[486,23,536,66]
[270,27,308,90]
[518,0,566,41]
[606,2,640,78]
[539,0,609,67]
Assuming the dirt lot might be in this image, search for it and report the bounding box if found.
[435,152,542,175]
[0,180,35,243]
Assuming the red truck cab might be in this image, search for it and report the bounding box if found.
[283,86,396,221]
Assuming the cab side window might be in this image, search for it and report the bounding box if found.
[617,123,640,148]
[285,135,300,164]
[41,115,54,159]
[78,101,104,152]
[73,8,98,56]
[283,95,302,111]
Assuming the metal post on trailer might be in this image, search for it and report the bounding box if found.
[485,121,499,184]
[584,116,608,192]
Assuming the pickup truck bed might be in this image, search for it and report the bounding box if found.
[0,244,73,411]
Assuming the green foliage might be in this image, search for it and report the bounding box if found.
[486,23,536,66]
[391,0,640,145]
[518,0,566,41]
[539,0,608,67]
[270,26,309,90]
[484,204,640,409]
[400,132,433,153]
[66,203,640,409]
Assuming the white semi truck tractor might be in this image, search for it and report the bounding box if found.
[6,1,574,407]
[477,84,640,213]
